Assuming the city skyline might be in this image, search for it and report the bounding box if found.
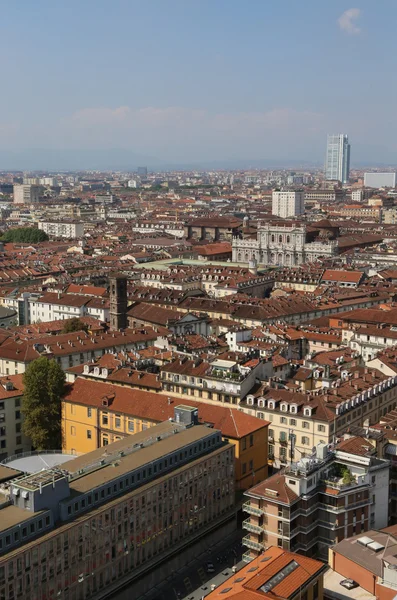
[1,1,397,168]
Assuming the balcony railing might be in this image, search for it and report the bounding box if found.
[242,551,253,563]
[243,518,263,535]
[243,501,264,516]
[243,535,264,552]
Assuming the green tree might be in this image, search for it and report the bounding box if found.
[61,318,89,334]
[22,357,65,450]
[1,227,49,243]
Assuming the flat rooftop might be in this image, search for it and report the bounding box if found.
[324,568,376,600]
[3,452,76,474]
[64,422,218,495]
[0,505,46,531]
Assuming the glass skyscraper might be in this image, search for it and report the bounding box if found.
[325,134,350,183]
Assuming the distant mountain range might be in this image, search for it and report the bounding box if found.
[0,149,395,172]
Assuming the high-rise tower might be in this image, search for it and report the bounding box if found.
[325,134,350,183]
[109,276,127,331]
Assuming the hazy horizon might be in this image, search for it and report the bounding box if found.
[1,1,396,168]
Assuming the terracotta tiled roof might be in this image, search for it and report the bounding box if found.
[62,378,269,439]
[247,473,298,505]
[321,270,363,284]
[205,546,325,599]
[336,435,375,456]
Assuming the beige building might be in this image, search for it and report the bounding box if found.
[243,437,389,562]
[0,416,235,600]
[13,184,41,204]
[241,366,397,468]
[0,375,31,461]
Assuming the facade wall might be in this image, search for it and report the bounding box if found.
[0,445,235,600]
[62,401,268,491]
[330,551,376,595]
[0,394,31,461]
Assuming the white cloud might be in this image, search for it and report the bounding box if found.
[338,8,361,35]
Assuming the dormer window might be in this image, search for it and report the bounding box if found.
[280,403,288,412]
[290,405,297,414]
[304,407,312,417]
[268,400,275,410]
[258,399,265,408]
[247,396,254,406]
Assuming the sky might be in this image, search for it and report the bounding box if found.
[0,0,396,169]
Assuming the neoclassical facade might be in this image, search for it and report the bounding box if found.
[232,222,338,266]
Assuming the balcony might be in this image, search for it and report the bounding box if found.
[243,535,264,552]
[277,524,290,537]
[243,518,263,535]
[242,551,254,563]
[243,501,264,516]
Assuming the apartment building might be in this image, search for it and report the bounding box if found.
[160,354,267,405]
[0,375,31,461]
[272,190,305,218]
[242,438,389,562]
[0,417,235,600]
[13,184,41,204]
[62,378,269,490]
[205,546,326,600]
[0,328,157,375]
[38,221,85,239]
[241,366,397,469]
[28,292,109,324]
[343,324,397,362]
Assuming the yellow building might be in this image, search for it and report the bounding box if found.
[62,377,269,490]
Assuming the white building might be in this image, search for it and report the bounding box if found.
[364,172,396,188]
[325,134,350,183]
[272,190,304,218]
[127,179,139,188]
[38,221,84,238]
[232,221,337,266]
[13,184,41,204]
[39,177,58,187]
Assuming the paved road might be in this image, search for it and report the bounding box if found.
[137,530,244,600]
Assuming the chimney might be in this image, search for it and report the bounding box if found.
[354,371,360,379]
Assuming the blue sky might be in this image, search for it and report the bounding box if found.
[0,0,396,167]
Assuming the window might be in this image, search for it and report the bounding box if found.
[280,416,287,424]
[71,426,76,436]
[242,437,247,451]
[302,421,310,429]
[102,412,108,426]
[87,408,92,418]
[269,429,274,440]
[301,436,310,445]
[128,420,134,432]
[250,434,254,447]
[115,416,121,428]
[249,459,253,471]
[318,424,325,432]
[279,431,287,442]
[290,419,296,426]
[242,463,247,475]
[15,411,21,420]
[87,430,92,439]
